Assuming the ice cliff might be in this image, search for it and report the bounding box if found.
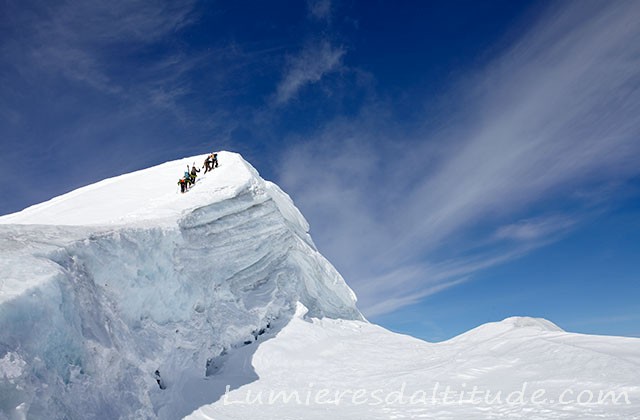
[0,152,362,419]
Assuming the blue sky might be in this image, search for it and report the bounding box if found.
[1,0,639,340]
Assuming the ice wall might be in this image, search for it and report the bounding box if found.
[0,153,361,419]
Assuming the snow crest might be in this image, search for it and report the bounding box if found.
[450,316,565,344]
[0,152,361,419]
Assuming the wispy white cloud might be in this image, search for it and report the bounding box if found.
[308,0,332,22]
[494,215,577,242]
[275,41,345,104]
[2,0,198,104]
[277,0,640,317]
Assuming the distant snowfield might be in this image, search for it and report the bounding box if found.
[190,305,640,419]
[1,152,639,420]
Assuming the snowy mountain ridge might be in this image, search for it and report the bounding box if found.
[0,152,279,227]
[0,152,361,419]
[1,152,639,420]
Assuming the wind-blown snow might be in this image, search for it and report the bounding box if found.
[0,152,361,419]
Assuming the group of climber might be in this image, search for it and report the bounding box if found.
[203,152,219,173]
[177,152,219,193]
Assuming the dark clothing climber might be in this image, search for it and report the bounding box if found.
[203,155,212,173]
[178,178,187,193]
[203,153,218,173]
[190,164,200,182]
[154,370,166,390]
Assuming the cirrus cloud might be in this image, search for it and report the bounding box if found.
[274,41,346,104]
[277,0,640,317]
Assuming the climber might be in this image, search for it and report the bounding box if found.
[203,152,218,173]
[203,155,212,173]
[190,162,200,183]
[177,177,188,193]
[154,370,166,390]
[184,167,193,187]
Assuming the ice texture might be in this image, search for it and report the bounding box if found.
[0,152,361,419]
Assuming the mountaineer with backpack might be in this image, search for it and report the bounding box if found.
[203,155,212,173]
[190,163,200,183]
[203,152,218,173]
[202,152,218,174]
[178,177,188,193]
[184,166,193,187]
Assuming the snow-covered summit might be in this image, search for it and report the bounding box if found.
[0,152,286,227]
[0,152,361,419]
[450,316,564,343]
[499,316,564,332]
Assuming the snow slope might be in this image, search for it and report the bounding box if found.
[0,152,361,419]
[1,151,639,420]
[0,152,268,227]
[190,305,640,420]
